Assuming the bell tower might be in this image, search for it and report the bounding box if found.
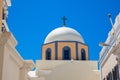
[42,24,89,60]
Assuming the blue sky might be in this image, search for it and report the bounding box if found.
[7,0,120,61]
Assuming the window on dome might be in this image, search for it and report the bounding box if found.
[46,48,51,60]
[62,46,71,60]
[81,48,86,60]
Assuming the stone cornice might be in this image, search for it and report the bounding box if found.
[2,32,24,68]
[24,60,35,71]
[0,32,17,46]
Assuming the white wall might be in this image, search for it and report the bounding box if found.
[2,44,22,80]
[101,54,117,78]
[33,60,100,80]
[0,32,34,80]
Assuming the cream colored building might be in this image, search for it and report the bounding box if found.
[99,13,120,80]
[0,0,34,80]
[28,25,100,80]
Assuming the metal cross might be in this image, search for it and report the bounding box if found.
[62,16,67,26]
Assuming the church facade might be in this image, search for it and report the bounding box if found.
[28,25,99,80]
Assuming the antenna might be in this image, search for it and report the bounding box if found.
[108,13,114,27]
[108,13,118,43]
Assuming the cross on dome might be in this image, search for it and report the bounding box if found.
[61,16,67,26]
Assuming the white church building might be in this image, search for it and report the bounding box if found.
[28,26,100,80]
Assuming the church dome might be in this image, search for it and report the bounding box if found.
[44,26,84,44]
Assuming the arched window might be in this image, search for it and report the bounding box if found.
[62,46,71,60]
[81,48,86,60]
[46,48,51,60]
